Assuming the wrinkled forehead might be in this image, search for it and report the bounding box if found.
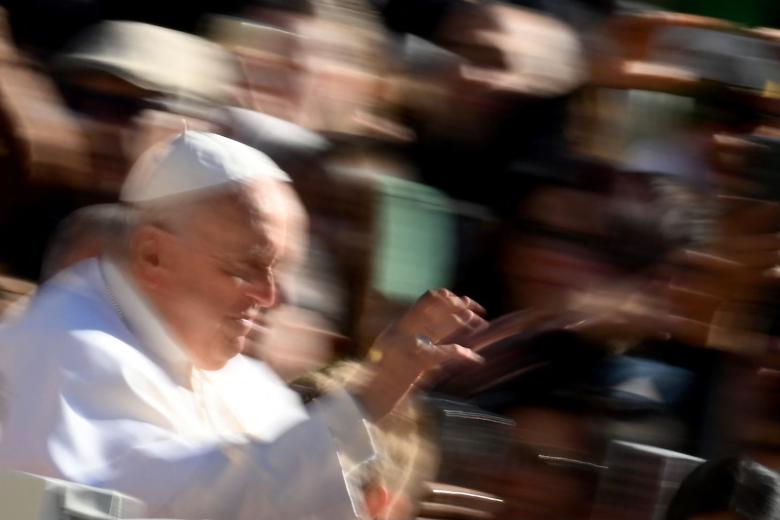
[189,180,300,265]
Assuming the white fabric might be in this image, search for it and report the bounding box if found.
[0,258,375,520]
[120,132,290,204]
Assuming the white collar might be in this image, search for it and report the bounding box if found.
[100,257,193,386]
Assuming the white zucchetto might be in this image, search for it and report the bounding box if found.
[120,131,290,204]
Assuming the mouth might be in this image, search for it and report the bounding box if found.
[229,311,268,339]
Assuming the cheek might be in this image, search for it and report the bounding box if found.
[195,274,255,319]
[169,264,236,317]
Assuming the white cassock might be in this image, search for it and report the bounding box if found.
[0,257,375,520]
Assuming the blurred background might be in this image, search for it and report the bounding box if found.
[3,0,780,518]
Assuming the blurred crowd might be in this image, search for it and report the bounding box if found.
[2,0,780,518]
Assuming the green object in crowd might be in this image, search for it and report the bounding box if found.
[372,175,456,301]
[663,0,777,27]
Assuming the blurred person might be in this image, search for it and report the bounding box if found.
[0,21,231,281]
[53,21,236,192]
[0,131,486,520]
[40,203,129,281]
[1,203,126,320]
[624,85,763,196]
[665,457,780,520]
[456,160,655,316]
[217,0,396,136]
[500,175,616,313]
[377,1,589,322]
[387,0,585,210]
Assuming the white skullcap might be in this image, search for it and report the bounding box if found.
[120,131,290,204]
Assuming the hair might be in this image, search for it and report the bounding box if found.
[292,361,439,518]
[665,457,780,520]
[41,203,134,281]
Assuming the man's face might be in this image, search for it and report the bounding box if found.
[152,182,294,370]
[437,5,583,103]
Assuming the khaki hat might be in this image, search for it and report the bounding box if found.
[56,21,239,103]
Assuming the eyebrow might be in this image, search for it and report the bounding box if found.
[227,242,280,269]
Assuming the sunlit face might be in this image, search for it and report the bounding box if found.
[145,181,295,370]
[435,4,583,112]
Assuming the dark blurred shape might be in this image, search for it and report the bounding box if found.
[591,441,704,520]
[1,0,250,58]
[740,136,780,202]
[665,457,780,520]
[379,0,465,39]
[659,0,780,27]
[423,397,516,481]
[431,328,607,408]
[425,329,611,519]
[379,0,616,38]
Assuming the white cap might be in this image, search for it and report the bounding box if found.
[120,132,290,204]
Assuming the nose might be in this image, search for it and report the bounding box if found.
[243,270,278,308]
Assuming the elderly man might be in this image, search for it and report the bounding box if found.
[0,132,485,519]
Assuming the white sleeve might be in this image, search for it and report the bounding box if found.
[0,334,374,520]
[92,410,370,520]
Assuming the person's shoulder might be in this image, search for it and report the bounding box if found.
[15,260,119,329]
[0,260,139,374]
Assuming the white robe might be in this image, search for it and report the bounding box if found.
[0,258,375,519]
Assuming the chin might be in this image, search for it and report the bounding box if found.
[199,340,245,371]
[198,357,231,371]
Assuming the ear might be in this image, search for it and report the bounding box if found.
[363,484,392,520]
[130,225,175,290]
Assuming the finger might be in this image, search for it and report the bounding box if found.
[436,343,485,364]
[421,301,486,341]
[461,296,486,316]
[437,291,486,316]
[415,289,452,311]
[452,308,483,327]
[443,313,489,344]
[475,310,566,350]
